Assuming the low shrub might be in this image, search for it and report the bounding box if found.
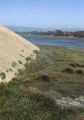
[62,67,74,74]
[6,68,13,72]
[18,60,23,64]
[75,69,84,75]
[0,72,6,80]
[33,50,39,54]
[12,61,17,67]
[21,50,24,52]
[26,57,31,61]
[69,63,84,68]
[9,68,13,72]
[38,74,50,82]
[18,68,24,74]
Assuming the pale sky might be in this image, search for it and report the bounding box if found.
[0,0,84,29]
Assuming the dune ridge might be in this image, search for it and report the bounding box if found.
[0,24,39,82]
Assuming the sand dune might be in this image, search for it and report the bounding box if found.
[0,24,39,82]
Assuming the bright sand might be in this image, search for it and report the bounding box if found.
[0,25,39,82]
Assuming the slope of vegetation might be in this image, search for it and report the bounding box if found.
[0,45,84,120]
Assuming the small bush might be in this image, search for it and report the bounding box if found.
[18,60,23,64]
[26,57,31,61]
[18,69,24,74]
[62,67,74,74]
[6,68,13,72]
[12,61,17,67]
[6,69,9,72]
[0,83,6,90]
[75,69,84,75]
[38,74,50,82]
[9,68,13,72]
[69,63,84,68]
[19,54,25,58]
[0,72,6,80]
[33,50,39,54]
[21,50,24,52]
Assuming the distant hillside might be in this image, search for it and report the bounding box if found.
[6,26,84,32]
[6,26,48,32]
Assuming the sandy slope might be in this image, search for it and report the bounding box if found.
[0,24,39,82]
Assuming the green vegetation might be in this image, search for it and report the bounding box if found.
[19,54,25,58]
[6,68,13,72]
[0,72,6,80]
[12,61,17,67]
[9,68,13,72]
[0,45,84,119]
[26,57,31,61]
[18,60,23,64]
[33,50,39,54]
[18,68,24,74]
[18,30,84,38]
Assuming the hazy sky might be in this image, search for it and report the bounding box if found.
[0,0,84,28]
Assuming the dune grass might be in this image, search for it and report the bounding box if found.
[0,45,84,120]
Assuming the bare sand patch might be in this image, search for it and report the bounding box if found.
[0,24,39,82]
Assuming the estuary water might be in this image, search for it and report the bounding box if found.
[22,35,84,48]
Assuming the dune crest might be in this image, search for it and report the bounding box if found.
[0,25,39,82]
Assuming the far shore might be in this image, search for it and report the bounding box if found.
[18,33,84,39]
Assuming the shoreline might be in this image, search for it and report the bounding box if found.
[19,34,84,39]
